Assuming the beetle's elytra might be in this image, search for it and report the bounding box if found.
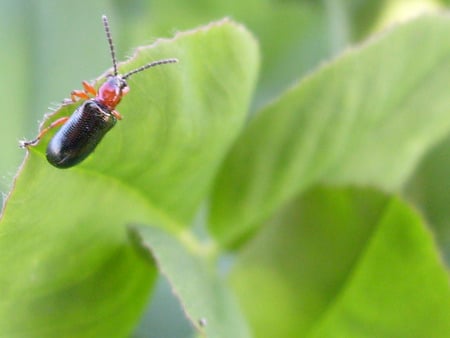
[21,15,178,168]
[45,100,117,168]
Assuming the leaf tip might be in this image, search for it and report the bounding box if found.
[127,224,155,264]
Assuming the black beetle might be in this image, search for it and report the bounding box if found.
[21,15,177,168]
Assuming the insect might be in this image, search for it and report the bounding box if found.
[21,15,178,168]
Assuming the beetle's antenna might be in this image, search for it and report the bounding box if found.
[102,15,118,76]
[122,58,178,80]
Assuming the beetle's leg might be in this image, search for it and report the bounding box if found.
[20,116,70,148]
[111,110,123,120]
[70,81,97,102]
[71,90,90,102]
[82,81,97,96]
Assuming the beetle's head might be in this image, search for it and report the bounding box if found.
[97,75,129,110]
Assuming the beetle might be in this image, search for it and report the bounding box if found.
[21,15,178,168]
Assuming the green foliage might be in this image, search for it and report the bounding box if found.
[1,2,449,337]
[0,20,258,337]
[231,187,450,337]
[210,14,450,246]
[129,225,252,338]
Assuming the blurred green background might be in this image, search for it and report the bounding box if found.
[1,0,449,337]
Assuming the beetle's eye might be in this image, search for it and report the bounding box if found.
[120,79,128,90]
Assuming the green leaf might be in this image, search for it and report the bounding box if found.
[0,158,156,337]
[230,187,450,338]
[122,0,334,108]
[0,19,258,337]
[129,225,252,338]
[210,14,450,246]
[29,18,259,224]
[309,194,450,337]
